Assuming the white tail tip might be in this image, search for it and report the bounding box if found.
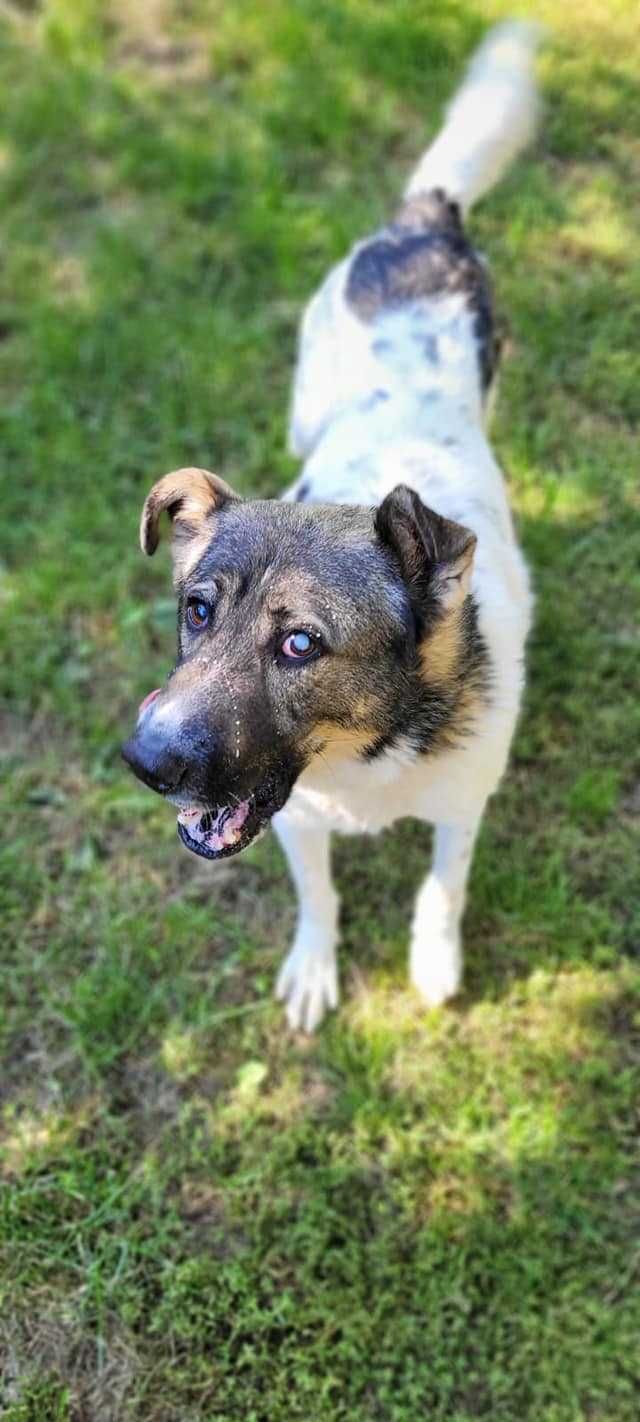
[405,20,543,214]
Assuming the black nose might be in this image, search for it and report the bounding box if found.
[121,726,188,795]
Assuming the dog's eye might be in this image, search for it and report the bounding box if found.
[186,598,210,631]
[281,630,320,662]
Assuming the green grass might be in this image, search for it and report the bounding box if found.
[1,1,640,1418]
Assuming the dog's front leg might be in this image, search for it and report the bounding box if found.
[273,816,339,1032]
[410,817,483,1008]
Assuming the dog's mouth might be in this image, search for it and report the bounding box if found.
[175,772,294,862]
[176,798,256,860]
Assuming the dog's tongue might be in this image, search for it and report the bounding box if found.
[177,801,250,854]
[138,687,161,717]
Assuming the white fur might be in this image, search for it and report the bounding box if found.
[274,24,539,1030]
[274,821,339,1032]
[410,822,479,1007]
[405,20,541,213]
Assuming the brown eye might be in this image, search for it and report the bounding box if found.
[186,599,209,631]
[281,630,319,661]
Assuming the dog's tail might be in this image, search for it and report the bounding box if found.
[404,20,541,215]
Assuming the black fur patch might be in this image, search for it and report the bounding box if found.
[360,730,397,760]
[346,188,499,390]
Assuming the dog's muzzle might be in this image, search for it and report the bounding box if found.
[122,688,293,861]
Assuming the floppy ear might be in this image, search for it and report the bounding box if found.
[375,483,476,617]
[140,467,239,557]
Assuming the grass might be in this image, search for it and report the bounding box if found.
[1,0,639,1417]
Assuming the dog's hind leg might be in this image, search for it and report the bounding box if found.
[273,816,339,1032]
[409,816,483,1008]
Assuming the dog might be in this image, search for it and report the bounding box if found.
[122,22,539,1031]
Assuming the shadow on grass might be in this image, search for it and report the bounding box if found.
[3,956,640,1419]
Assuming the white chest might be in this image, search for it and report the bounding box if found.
[280,729,503,838]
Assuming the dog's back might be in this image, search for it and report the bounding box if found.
[288,21,540,466]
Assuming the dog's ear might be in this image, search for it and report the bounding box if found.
[140,467,240,559]
[375,483,476,616]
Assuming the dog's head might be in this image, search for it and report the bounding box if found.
[121,467,478,860]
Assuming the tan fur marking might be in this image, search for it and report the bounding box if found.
[140,466,238,558]
[352,694,379,722]
[420,610,487,747]
[174,528,215,584]
[305,721,376,759]
[419,610,464,685]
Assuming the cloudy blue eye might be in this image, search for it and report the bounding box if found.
[281,630,319,661]
[186,599,209,631]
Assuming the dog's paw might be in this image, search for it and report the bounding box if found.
[276,940,338,1033]
[410,934,461,1008]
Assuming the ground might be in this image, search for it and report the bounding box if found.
[1,1,639,1419]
